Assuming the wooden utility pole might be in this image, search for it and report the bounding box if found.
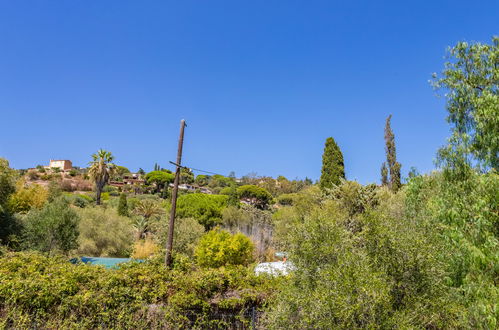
[165,119,186,267]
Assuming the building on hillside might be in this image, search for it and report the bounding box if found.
[122,173,145,185]
[47,159,73,171]
[109,173,145,191]
[169,183,213,194]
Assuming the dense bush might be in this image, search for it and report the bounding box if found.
[64,193,93,208]
[0,252,276,328]
[276,193,297,206]
[7,181,48,213]
[76,207,133,257]
[177,193,228,230]
[22,198,80,255]
[195,229,255,268]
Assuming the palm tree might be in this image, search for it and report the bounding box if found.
[132,200,163,220]
[133,216,150,240]
[88,149,116,205]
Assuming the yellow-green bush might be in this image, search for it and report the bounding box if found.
[195,229,255,268]
[7,180,48,214]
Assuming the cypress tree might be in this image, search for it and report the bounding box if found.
[320,137,345,190]
[384,115,402,192]
[117,193,129,217]
[381,162,388,186]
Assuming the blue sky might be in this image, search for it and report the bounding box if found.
[0,1,497,184]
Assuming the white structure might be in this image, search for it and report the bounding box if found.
[47,159,72,171]
[254,261,295,276]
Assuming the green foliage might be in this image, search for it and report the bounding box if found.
[154,217,205,257]
[68,168,78,177]
[266,189,465,328]
[405,171,499,328]
[0,159,19,244]
[8,181,48,214]
[76,207,133,257]
[22,198,80,255]
[432,36,499,170]
[380,162,388,186]
[66,194,91,208]
[177,193,228,230]
[237,185,272,209]
[0,252,276,328]
[45,181,62,203]
[195,229,255,268]
[384,115,402,192]
[180,168,194,184]
[115,165,130,176]
[132,199,163,220]
[194,174,210,186]
[320,137,345,190]
[221,184,240,206]
[145,170,174,193]
[0,158,16,208]
[117,193,129,216]
[276,193,298,206]
[209,174,234,189]
[327,180,379,218]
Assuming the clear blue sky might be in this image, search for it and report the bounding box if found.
[0,1,497,184]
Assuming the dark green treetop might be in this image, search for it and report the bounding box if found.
[320,137,345,190]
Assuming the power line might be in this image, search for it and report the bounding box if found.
[168,161,227,177]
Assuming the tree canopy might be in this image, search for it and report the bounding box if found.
[237,185,273,209]
[320,137,345,190]
[145,171,175,193]
[432,36,499,171]
[176,193,228,230]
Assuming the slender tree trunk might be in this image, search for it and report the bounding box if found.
[96,184,102,205]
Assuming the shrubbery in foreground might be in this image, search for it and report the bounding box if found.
[0,252,277,329]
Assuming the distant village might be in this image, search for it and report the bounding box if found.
[25,159,215,195]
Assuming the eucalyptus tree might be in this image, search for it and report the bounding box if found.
[88,149,116,205]
[432,36,499,172]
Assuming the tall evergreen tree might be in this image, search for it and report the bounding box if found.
[380,162,388,186]
[117,193,129,217]
[384,115,402,191]
[320,137,345,190]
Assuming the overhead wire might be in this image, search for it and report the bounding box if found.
[168,161,228,177]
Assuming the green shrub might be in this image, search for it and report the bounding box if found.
[22,198,80,254]
[195,229,255,268]
[276,193,297,206]
[76,207,133,257]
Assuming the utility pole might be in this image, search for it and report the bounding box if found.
[165,119,186,267]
